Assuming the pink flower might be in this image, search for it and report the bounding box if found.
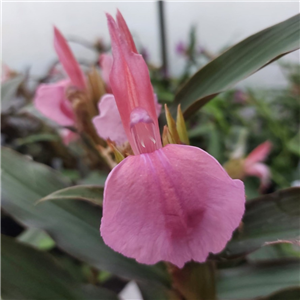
[1,65,14,82]
[244,141,272,190]
[93,93,161,146]
[175,41,187,56]
[34,27,86,144]
[100,11,245,268]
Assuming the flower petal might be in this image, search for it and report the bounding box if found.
[93,93,161,145]
[101,144,245,268]
[116,10,138,53]
[54,26,86,89]
[92,94,127,145]
[34,80,75,126]
[244,162,271,191]
[99,53,113,92]
[106,14,161,154]
[246,141,272,164]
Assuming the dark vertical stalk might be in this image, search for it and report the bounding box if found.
[158,1,168,79]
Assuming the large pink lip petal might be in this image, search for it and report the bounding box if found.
[245,141,272,165]
[54,27,86,90]
[92,94,127,145]
[107,13,161,154]
[101,144,245,268]
[34,80,75,126]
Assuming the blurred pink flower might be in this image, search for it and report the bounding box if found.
[34,27,86,144]
[175,41,187,56]
[1,65,13,82]
[244,141,272,190]
[100,11,245,268]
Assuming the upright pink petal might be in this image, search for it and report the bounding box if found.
[116,10,138,53]
[101,144,245,268]
[34,80,75,126]
[99,53,113,92]
[244,162,270,191]
[107,13,161,154]
[54,27,86,89]
[245,141,272,165]
[93,94,127,145]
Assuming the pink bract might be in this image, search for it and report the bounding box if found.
[101,144,245,268]
[107,13,161,155]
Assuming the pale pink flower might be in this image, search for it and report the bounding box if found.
[1,64,13,82]
[100,11,245,268]
[93,93,161,145]
[244,141,272,190]
[34,27,86,144]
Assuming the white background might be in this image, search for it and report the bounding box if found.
[2,1,300,87]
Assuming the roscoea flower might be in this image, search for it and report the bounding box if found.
[244,141,272,190]
[225,141,272,191]
[34,27,86,144]
[99,11,245,268]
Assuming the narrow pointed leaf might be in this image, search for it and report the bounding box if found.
[217,260,300,299]
[1,75,25,112]
[172,14,300,118]
[222,187,300,258]
[38,185,104,206]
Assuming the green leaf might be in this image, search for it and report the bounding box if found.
[14,133,59,146]
[172,14,300,117]
[1,147,170,286]
[223,188,300,258]
[287,130,300,156]
[217,260,300,299]
[1,75,25,112]
[1,235,118,300]
[17,228,55,250]
[38,185,104,206]
[247,243,300,262]
[259,287,300,300]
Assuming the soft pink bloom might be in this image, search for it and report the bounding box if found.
[93,94,127,145]
[34,80,77,144]
[175,41,187,56]
[34,27,85,144]
[99,53,113,92]
[244,141,272,190]
[93,93,161,145]
[100,12,245,268]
